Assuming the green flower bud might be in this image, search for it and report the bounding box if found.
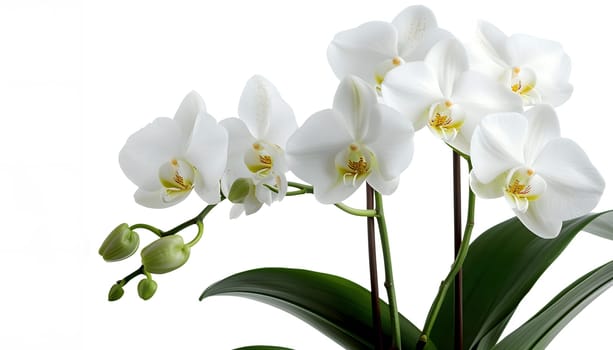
[141,235,190,274]
[137,278,158,300]
[108,283,124,301]
[228,178,252,203]
[99,223,140,262]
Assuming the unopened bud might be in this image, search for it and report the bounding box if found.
[99,223,140,262]
[228,178,252,203]
[141,235,190,274]
[108,283,124,301]
[137,278,158,300]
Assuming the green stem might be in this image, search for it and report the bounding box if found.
[335,202,377,217]
[287,181,313,192]
[117,265,144,286]
[366,184,384,350]
[129,223,163,236]
[374,191,401,349]
[268,181,376,217]
[185,220,204,248]
[163,202,219,237]
[418,174,476,348]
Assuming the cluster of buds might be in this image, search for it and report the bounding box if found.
[99,224,192,301]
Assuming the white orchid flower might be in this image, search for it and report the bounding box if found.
[470,105,605,238]
[327,5,451,91]
[470,21,573,107]
[220,75,298,218]
[286,76,414,204]
[381,38,522,155]
[119,91,228,208]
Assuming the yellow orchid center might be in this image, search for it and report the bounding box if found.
[158,158,195,202]
[427,100,465,141]
[502,66,539,103]
[503,167,546,213]
[374,56,406,92]
[335,143,373,186]
[244,141,280,177]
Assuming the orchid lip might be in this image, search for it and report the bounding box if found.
[427,100,465,142]
[158,158,196,203]
[503,167,546,213]
[335,143,373,187]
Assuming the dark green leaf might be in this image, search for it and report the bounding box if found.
[584,211,613,240]
[233,346,293,350]
[430,212,610,350]
[200,267,434,350]
[494,260,613,349]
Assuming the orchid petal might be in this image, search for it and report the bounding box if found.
[134,188,188,209]
[452,70,523,115]
[366,104,414,180]
[381,62,442,130]
[238,76,298,146]
[219,118,256,169]
[243,191,265,216]
[255,182,273,206]
[333,76,378,141]
[392,5,450,60]
[469,171,505,199]
[174,91,207,140]
[508,34,571,81]
[229,204,244,219]
[367,172,399,195]
[515,203,562,239]
[475,20,511,68]
[451,70,523,153]
[327,21,398,85]
[470,113,526,183]
[533,138,605,221]
[286,109,355,204]
[522,105,561,165]
[185,113,228,204]
[425,38,469,97]
[119,117,185,192]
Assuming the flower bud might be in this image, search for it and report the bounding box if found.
[137,278,158,300]
[228,178,252,203]
[141,235,190,274]
[99,223,140,262]
[108,283,124,301]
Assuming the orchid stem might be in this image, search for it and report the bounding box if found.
[278,182,377,216]
[162,202,219,237]
[417,158,475,349]
[453,151,464,350]
[366,184,384,350]
[129,223,163,237]
[334,202,377,217]
[185,220,205,248]
[375,190,401,350]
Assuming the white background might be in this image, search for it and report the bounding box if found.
[1,0,612,349]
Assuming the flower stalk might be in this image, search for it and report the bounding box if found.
[367,184,384,350]
[375,190,401,350]
[453,151,464,350]
[417,158,475,349]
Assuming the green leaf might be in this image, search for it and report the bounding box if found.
[233,346,293,350]
[200,267,434,350]
[430,211,610,350]
[494,260,613,349]
[584,211,613,240]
